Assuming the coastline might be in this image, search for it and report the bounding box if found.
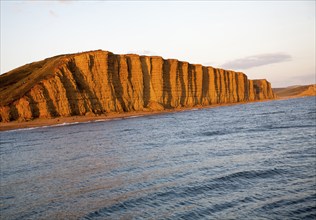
[0,96,312,132]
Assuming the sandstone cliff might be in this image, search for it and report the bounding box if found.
[0,50,275,122]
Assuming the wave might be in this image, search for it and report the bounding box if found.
[215,168,287,182]
[1,121,83,133]
[1,117,127,133]
[51,122,80,127]
[1,126,41,133]
[263,124,315,131]
[201,130,228,136]
[81,168,288,219]
[259,111,286,115]
[94,119,110,122]
[254,193,316,219]
[123,115,144,119]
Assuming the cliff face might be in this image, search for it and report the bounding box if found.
[0,50,275,122]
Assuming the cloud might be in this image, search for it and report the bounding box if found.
[58,0,72,4]
[49,10,58,17]
[203,61,217,66]
[127,50,158,56]
[290,73,316,84]
[221,53,292,70]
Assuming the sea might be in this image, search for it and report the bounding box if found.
[0,97,315,220]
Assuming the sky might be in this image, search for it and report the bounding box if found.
[0,0,315,87]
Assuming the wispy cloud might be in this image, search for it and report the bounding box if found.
[49,10,58,17]
[290,73,316,84]
[221,53,292,70]
[58,0,72,4]
[127,50,158,56]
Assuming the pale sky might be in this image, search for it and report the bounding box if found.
[1,0,315,87]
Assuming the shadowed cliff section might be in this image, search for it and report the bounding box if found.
[0,50,276,122]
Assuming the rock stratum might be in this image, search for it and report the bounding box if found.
[0,50,275,122]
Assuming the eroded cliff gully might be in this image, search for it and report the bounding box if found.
[0,50,275,122]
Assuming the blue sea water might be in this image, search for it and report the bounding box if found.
[0,97,315,219]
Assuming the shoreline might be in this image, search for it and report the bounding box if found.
[0,96,312,132]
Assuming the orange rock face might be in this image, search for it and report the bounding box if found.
[0,50,276,122]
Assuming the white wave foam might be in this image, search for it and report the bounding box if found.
[125,115,143,119]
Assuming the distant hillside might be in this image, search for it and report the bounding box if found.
[273,84,316,98]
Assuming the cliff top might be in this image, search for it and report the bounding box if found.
[0,50,109,106]
[0,49,268,107]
